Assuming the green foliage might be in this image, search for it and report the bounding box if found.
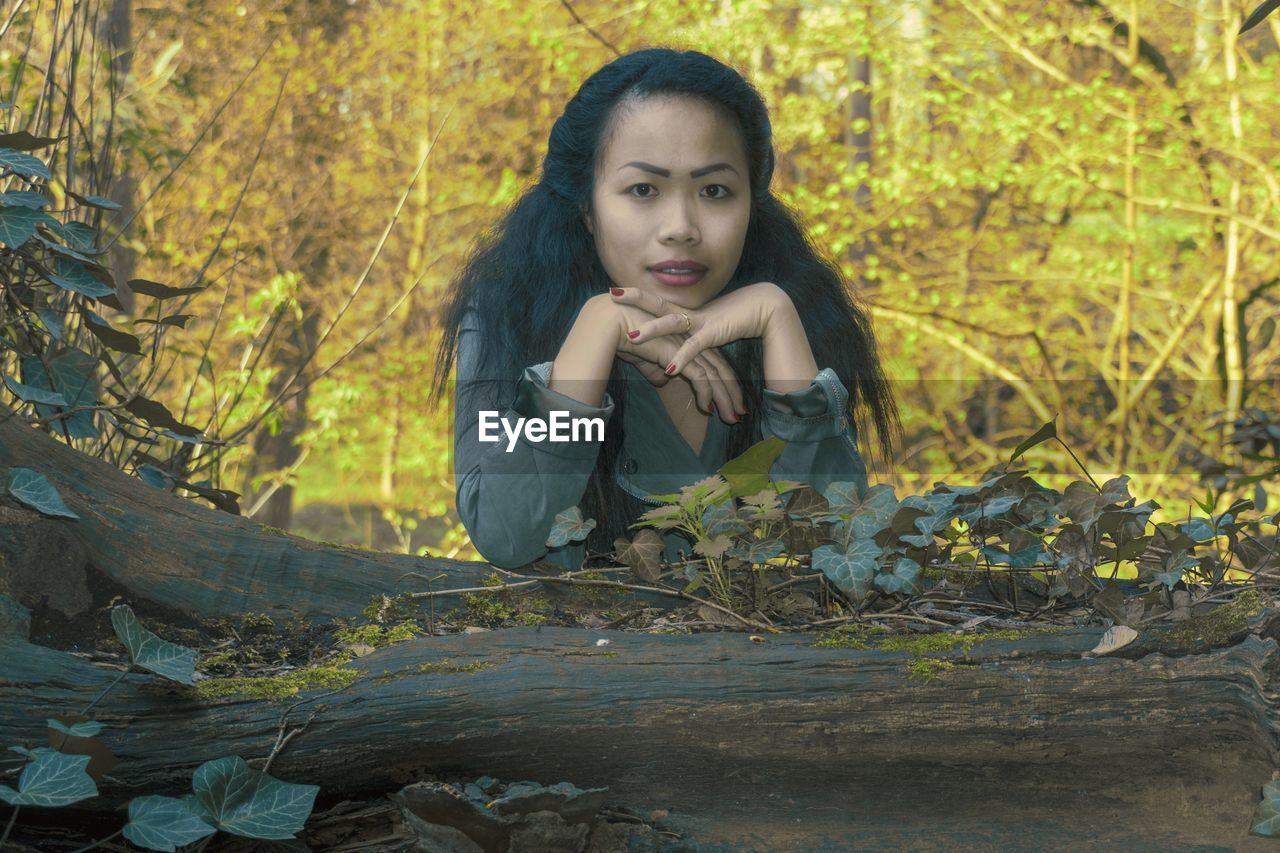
[2,606,321,848]
[189,756,318,841]
[546,506,597,549]
[0,750,97,807]
[1252,780,1280,837]
[6,468,79,519]
[110,605,196,684]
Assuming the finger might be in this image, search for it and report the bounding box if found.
[691,353,739,424]
[664,332,715,379]
[680,358,716,415]
[616,352,671,387]
[699,347,746,416]
[610,287,671,318]
[626,312,694,344]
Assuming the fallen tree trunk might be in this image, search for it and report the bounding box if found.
[5,411,1280,847]
[0,408,504,623]
[2,620,1279,847]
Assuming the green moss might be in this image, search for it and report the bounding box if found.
[196,662,360,701]
[259,524,289,536]
[199,651,238,670]
[878,628,1036,656]
[908,659,957,681]
[240,612,275,634]
[1165,589,1263,648]
[418,658,492,675]
[363,593,419,623]
[335,619,425,649]
[813,624,886,649]
[463,592,517,623]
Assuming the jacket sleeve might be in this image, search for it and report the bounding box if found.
[453,309,614,568]
[760,367,869,500]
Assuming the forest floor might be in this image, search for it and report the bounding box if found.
[8,503,1276,851]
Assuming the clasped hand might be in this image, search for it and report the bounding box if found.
[604,282,785,425]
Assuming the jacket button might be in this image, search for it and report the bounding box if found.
[622,458,639,474]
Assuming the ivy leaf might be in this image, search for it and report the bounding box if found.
[192,756,318,840]
[545,506,596,549]
[1009,417,1057,462]
[0,147,52,179]
[785,484,829,520]
[0,189,49,208]
[36,307,65,341]
[811,539,882,601]
[124,394,202,436]
[47,719,103,738]
[8,467,79,519]
[3,374,69,406]
[1251,780,1280,837]
[700,500,750,539]
[0,205,57,247]
[110,604,196,684]
[66,189,122,210]
[48,257,115,299]
[0,750,97,807]
[875,557,922,595]
[21,349,99,438]
[728,537,785,564]
[613,529,665,582]
[819,480,865,517]
[0,131,62,151]
[123,795,218,851]
[135,313,195,329]
[127,278,205,298]
[80,306,143,354]
[136,464,176,490]
[717,437,785,498]
[1179,517,1217,542]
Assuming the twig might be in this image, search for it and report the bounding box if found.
[260,704,321,776]
[913,607,1047,630]
[558,0,621,56]
[68,828,123,853]
[1,804,18,848]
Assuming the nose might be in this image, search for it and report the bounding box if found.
[660,196,700,244]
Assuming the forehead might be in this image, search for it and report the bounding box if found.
[598,96,746,171]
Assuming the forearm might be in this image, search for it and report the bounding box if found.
[762,293,819,394]
[550,294,619,407]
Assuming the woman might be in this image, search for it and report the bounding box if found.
[430,48,900,571]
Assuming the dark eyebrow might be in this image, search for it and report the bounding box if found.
[618,161,740,179]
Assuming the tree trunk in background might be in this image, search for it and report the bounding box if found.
[102,0,137,316]
[1194,0,1217,71]
[891,0,930,176]
[248,266,323,529]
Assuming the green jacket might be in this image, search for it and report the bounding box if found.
[453,309,868,570]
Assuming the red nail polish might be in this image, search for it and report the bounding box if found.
[665,363,676,375]
[610,288,624,296]
[627,330,639,339]
[741,405,749,414]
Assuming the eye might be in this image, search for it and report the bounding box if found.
[626,183,657,198]
[703,184,733,199]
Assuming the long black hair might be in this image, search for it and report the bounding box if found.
[430,47,901,558]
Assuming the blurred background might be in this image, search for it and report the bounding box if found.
[1,0,1277,562]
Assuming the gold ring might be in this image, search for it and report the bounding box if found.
[678,312,692,333]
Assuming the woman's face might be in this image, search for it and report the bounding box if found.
[585,95,751,310]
